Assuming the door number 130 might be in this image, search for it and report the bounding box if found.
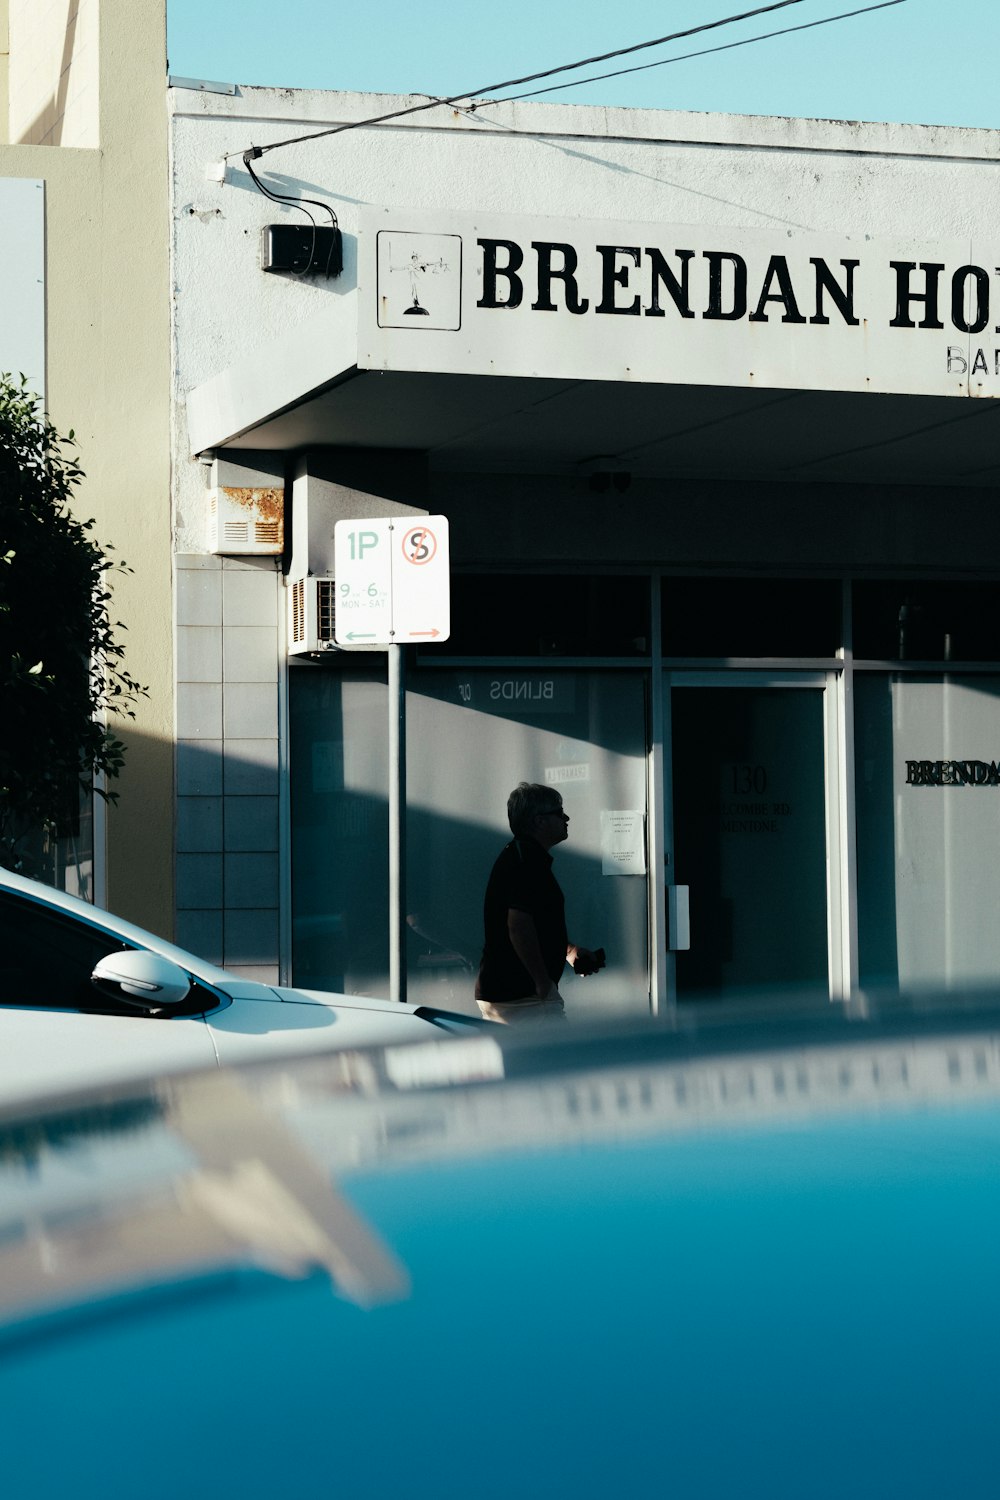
[730,764,768,794]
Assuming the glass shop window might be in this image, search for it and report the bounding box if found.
[405,669,650,1018]
[444,575,650,657]
[662,579,840,659]
[289,661,390,996]
[852,581,1000,662]
[854,673,1000,992]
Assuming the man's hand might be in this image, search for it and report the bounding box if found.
[569,945,605,977]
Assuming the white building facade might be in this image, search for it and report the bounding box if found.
[170,84,1000,1013]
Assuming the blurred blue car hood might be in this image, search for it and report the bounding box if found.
[0,999,998,1499]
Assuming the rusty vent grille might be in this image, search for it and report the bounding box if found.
[208,486,284,557]
[317,579,336,642]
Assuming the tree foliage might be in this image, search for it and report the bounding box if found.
[0,376,145,872]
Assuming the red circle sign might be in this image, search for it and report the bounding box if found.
[402,526,437,565]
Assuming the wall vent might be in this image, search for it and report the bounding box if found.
[208,486,284,555]
[286,575,339,655]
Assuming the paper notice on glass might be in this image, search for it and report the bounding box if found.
[601,811,646,876]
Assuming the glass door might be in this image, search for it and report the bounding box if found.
[665,675,838,1004]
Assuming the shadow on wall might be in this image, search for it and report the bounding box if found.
[10,1,80,147]
[175,735,281,981]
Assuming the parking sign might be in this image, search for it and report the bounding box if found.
[334,516,450,645]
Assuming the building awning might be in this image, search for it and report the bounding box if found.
[188,332,1000,491]
[187,208,1000,488]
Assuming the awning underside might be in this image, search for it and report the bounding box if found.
[200,367,1000,487]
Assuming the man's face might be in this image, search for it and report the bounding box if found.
[534,799,570,849]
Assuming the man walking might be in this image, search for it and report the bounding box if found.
[476,782,603,1023]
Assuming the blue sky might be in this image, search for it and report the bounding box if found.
[167,0,998,130]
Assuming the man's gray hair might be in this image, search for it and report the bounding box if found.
[507,781,560,836]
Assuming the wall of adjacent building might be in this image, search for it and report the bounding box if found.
[0,5,9,136]
[7,0,100,147]
[1,0,173,934]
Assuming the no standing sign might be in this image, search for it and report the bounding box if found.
[333,515,451,645]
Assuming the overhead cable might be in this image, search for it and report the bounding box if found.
[240,0,809,160]
[493,0,910,103]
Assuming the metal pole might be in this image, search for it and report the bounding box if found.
[648,573,670,1017]
[388,643,407,1004]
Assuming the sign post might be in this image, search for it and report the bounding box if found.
[333,516,451,1003]
[388,643,406,1006]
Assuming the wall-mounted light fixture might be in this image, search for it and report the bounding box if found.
[260,223,342,278]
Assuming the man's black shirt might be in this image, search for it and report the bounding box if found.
[476,837,567,1004]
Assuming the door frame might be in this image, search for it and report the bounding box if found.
[656,669,848,1009]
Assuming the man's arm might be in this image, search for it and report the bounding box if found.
[507,909,558,998]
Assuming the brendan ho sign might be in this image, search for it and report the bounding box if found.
[359,207,1000,401]
[906,760,1000,787]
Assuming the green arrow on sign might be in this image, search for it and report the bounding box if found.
[347,632,377,641]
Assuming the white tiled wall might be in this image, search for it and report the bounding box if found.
[174,554,282,982]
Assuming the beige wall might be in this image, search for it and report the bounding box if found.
[8,0,99,147]
[0,4,9,142]
[0,0,173,934]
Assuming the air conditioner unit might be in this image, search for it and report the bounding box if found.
[286,575,339,655]
[208,485,284,555]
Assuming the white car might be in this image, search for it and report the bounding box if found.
[0,866,486,1105]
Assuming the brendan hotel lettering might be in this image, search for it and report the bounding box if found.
[476,239,1000,373]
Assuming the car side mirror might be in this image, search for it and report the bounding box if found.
[91,951,192,1010]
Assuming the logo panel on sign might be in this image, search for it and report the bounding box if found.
[376,233,463,331]
[402,526,438,567]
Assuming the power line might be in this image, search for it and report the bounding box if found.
[241,1,809,160]
[492,0,910,104]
